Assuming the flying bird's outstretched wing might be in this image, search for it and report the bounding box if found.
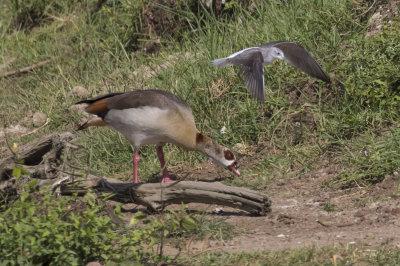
[213,48,266,103]
[212,47,261,66]
[240,51,265,103]
[272,41,331,83]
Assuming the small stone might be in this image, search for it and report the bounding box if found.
[354,209,368,217]
[0,125,30,141]
[232,143,246,154]
[70,103,87,114]
[220,126,226,134]
[214,207,223,214]
[86,262,102,266]
[71,86,88,98]
[32,112,47,127]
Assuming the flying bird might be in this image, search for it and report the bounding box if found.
[212,41,331,103]
[76,89,240,183]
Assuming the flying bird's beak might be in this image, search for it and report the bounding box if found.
[228,165,240,176]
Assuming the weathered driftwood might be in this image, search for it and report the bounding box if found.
[0,132,74,195]
[1,133,271,216]
[60,177,271,215]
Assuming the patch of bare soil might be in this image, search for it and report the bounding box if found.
[165,169,400,255]
[214,171,400,252]
[120,147,400,256]
[366,0,399,38]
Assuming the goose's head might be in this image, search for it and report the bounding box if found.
[195,133,240,176]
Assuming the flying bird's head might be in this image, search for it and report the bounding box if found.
[270,47,284,60]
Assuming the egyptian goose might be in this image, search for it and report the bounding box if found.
[212,41,331,103]
[76,89,240,183]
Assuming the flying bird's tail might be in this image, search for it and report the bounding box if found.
[211,58,233,67]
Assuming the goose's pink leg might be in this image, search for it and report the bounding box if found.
[157,145,173,183]
[133,148,140,183]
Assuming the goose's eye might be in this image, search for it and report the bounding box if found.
[224,150,235,160]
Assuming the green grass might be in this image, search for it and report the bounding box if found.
[0,0,399,188]
[1,0,400,263]
[1,0,399,184]
[331,127,400,188]
[181,246,400,265]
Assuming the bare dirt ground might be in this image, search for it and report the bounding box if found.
[120,156,400,255]
[206,170,400,253]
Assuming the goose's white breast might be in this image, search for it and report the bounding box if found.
[104,106,172,146]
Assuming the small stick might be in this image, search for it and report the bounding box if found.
[51,176,71,192]
[192,246,223,257]
[164,172,190,188]
[201,233,212,253]
[0,59,51,78]
[186,235,197,256]
[20,118,50,137]
[316,220,330,227]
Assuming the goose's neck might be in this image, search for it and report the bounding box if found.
[193,133,221,156]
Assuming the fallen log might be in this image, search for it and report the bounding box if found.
[1,132,271,216]
[0,132,74,197]
[61,177,271,215]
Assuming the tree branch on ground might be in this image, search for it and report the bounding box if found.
[0,59,51,78]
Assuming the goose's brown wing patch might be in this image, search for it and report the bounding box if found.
[76,92,123,116]
[77,117,107,130]
[85,98,109,115]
